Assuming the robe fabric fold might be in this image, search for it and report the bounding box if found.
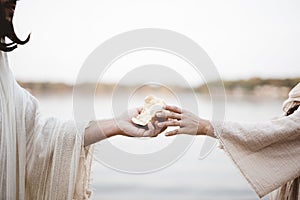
[0,51,93,200]
[213,83,300,199]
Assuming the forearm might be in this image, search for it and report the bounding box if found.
[84,119,121,147]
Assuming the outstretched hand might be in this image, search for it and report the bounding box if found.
[156,105,214,137]
[84,107,167,146]
[116,108,166,137]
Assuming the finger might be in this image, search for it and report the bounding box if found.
[157,120,180,128]
[164,105,182,114]
[152,121,166,137]
[154,121,160,130]
[149,122,158,137]
[144,122,155,137]
[156,110,181,120]
[165,128,182,136]
[155,120,167,129]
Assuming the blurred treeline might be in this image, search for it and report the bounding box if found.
[223,77,299,91]
[18,77,300,98]
[196,77,300,91]
[195,77,300,98]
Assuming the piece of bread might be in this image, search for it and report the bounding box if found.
[132,95,166,126]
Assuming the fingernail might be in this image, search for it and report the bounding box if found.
[157,123,163,127]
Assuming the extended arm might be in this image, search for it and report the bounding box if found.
[157,105,300,197]
[156,105,215,137]
[84,108,164,146]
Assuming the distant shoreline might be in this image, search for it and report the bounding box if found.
[18,77,300,98]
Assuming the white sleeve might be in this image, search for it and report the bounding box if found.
[212,109,300,198]
[25,92,93,200]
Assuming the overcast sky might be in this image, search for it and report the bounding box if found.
[7,0,300,86]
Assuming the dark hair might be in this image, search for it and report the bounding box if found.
[286,105,300,116]
[0,1,30,52]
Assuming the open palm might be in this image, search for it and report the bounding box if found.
[116,108,166,137]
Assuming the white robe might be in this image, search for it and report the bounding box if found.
[213,91,300,198]
[0,51,93,200]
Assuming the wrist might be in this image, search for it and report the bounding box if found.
[198,119,214,137]
[99,119,121,138]
[84,119,121,146]
[203,120,215,138]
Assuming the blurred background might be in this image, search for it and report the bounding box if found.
[8,0,300,199]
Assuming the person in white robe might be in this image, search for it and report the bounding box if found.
[0,1,162,199]
[157,83,300,200]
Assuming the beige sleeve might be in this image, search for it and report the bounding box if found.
[212,109,300,198]
[25,93,93,200]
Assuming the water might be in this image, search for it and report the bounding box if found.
[37,92,284,200]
